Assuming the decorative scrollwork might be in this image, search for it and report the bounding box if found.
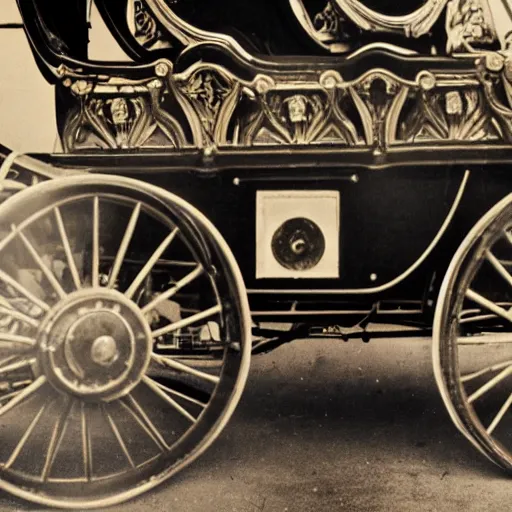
[475,53,512,143]
[400,86,499,143]
[240,72,360,147]
[312,2,354,49]
[347,71,410,152]
[174,68,241,147]
[445,0,497,53]
[291,0,450,50]
[145,0,259,64]
[291,0,498,54]
[127,0,173,50]
[59,52,512,153]
[331,0,449,37]
[62,76,187,151]
[314,3,341,43]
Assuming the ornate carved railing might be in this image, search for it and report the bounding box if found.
[43,0,512,154]
[58,52,512,154]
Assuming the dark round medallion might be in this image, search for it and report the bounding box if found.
[271,217,325,271]
[37,289,152,402]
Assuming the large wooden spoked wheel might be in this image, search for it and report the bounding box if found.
[0,175,251,508]
[434,194,512,473]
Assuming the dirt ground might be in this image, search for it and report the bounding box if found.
[0,336,509,512]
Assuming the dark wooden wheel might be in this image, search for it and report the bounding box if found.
[0,175,251,508]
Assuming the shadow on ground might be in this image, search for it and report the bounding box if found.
[0,337,509,512]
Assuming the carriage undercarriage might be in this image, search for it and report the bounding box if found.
[0,0,511,508]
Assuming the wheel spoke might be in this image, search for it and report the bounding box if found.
[466,289,512,324]
[468,365,512,403]
[146,377,208,408]
[80,402,93,481]
[458,333,512,345]
[14,226,67,300]
[142,376,197,424]
[102,404,135,469]
[0,333,37,348]
[485,250,512,289]
[141,265,204,315]
[0,269,50,313]
[504,229,512,247]
[0,356,35,376]
[54,207,81,291]
[108,202,141,289]
[92,196,100,288]
[0,304,40,328]
[0,180,254,502]
[0,376,46,418]
[461,360,512,382]
[120,394,169,451]
[41,397,74,481]
[0,388,30,403]
[5,398,51,469]
[152,304,222,339]
[459,313,498,325]
[152,354,220,385]
[125,227,180,300]
[487,393,512,435]
[0,355,19,371]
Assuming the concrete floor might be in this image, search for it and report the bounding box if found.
[0,336,509,512]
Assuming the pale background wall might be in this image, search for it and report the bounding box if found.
[0,0,512,153]
[0,0,128,153]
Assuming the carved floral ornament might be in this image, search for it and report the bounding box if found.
[59,57,512,153]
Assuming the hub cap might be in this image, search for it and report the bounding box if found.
[38,289,152,402]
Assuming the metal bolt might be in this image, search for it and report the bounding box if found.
[486,53,504,73]
[155,62,169,77]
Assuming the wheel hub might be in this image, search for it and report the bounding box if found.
[38,289,152,402]
[90,335,119,367]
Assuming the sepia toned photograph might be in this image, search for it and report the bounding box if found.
[0,1,510,510]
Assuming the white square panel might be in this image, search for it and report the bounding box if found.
[256,190,340,279]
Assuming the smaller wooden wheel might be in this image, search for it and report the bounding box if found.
[434,194,512,472]
[0,175,251,508]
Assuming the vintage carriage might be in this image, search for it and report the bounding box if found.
[0,0,511,508]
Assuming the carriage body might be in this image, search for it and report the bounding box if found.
[0,0,510,508]
[15,0,512,327]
